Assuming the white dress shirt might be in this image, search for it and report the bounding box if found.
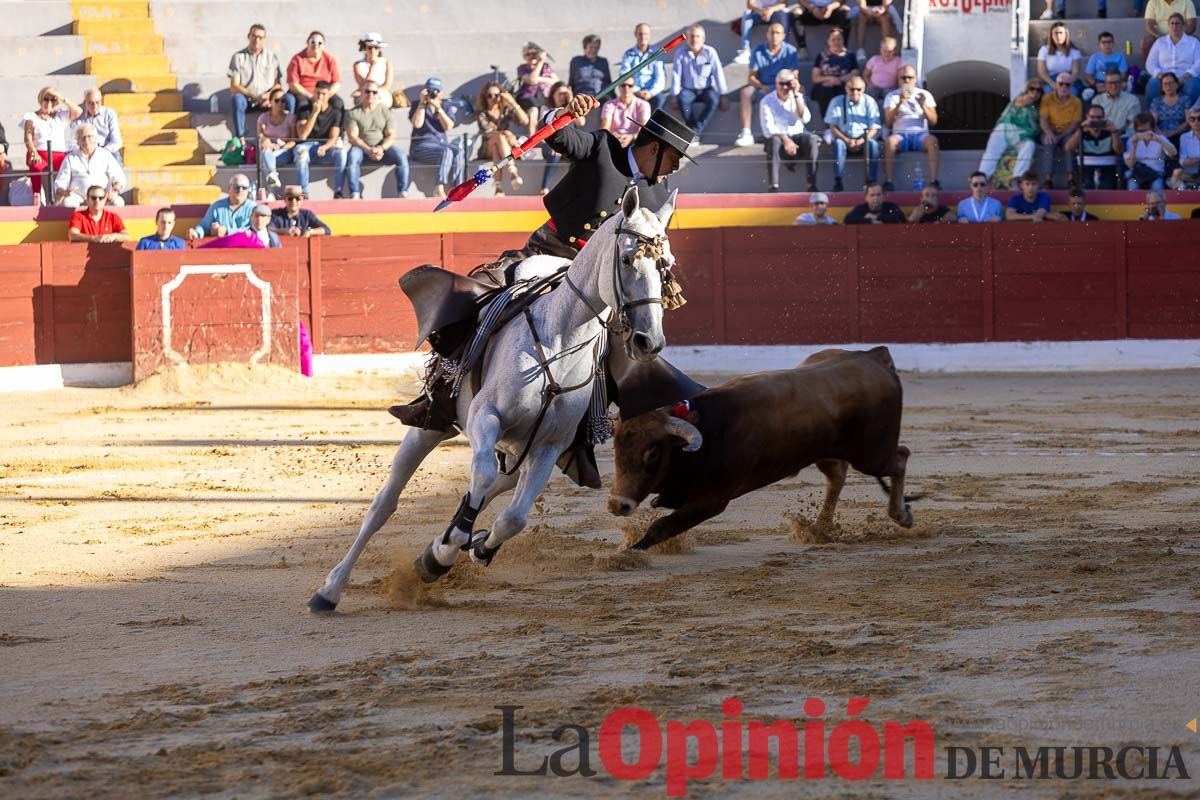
[54,147,126,198]
[759,90,813,138]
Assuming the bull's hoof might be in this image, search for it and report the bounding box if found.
[629,535,654,551]
[413,541,453,583]
[893,504,914,529]
[469,531,500,566]
[308,592,337,613]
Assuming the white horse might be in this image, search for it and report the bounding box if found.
[308,186,678,611]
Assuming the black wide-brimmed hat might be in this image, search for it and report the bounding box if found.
[642,109,696,154]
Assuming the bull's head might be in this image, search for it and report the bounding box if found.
[607,409,702,516]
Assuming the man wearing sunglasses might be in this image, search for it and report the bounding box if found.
[188,174,256,240]
[882,68,939,191]
[269,185,331,236]
[760,69,820,191]
[67,184,131,243]
[956,171,1004,223]
[346,80,409,198]
[1039,72,1083,188]
[824,77,881,192]
[53,124,126,208]
[229,24,289,141]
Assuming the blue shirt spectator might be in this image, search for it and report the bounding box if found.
[1007,190,1051,215]
[1085,51,1128,85]
[672,40,728,95]
[188,175,255,240]
[620,25,667,104]
[750,40,799,89]
[568,35,612,97]
[137,208,186,250]
[823,92,880,138]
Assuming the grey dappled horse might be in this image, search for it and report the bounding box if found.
[308,186,678,611]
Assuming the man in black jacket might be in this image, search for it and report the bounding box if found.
[844,181,906,224]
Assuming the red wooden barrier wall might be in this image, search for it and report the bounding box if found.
[2,224,1199,370]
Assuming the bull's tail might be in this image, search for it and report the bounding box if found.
[875,476,925,503]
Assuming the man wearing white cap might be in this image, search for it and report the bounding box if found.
[795,192,837,224]
[249,204,281,247]
[759,68,821,192]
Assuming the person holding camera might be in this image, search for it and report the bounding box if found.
[1125,111,1177,189]
[409,77,465,199]
[516,43,559,137]
[882,66,939,191]
[907,183,952,223]
[1140,189,1182,220]
[759,69,821,192]
[1067,104,1123,189]
[476,81,530,195]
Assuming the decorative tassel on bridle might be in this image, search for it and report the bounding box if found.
[635,238,687,311]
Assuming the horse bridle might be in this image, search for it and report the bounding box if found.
[566,225,673,339]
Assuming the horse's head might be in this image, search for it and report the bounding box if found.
[605,185,679,363]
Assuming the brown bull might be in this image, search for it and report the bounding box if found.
[608,347,914,550]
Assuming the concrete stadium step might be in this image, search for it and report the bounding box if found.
[83,34,164,55]
[74,16,156,36]
[0,37,85,74]
[119,110,192,130]
[103,90,183,112]
[73,0,150,20]
[94,74,178,93]
[86,53,171,74]
[121,142,204,167]
[124,127,199,147]
[0,1,75,35]
[132,185,222,205]
[126,164,216,187]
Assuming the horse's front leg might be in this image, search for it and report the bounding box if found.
[470,444,560,566]
[414,408,505,582]
[309,427,453,611]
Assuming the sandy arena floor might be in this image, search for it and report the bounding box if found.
[1,365,1198,798]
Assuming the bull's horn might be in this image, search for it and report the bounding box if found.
[664,417,702,452]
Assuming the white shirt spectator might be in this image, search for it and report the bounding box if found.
[883,87,937,133]
[1037,45,1082,84]
[54,147,126,205]
[1179,129,1200,162]
[22,109,72,152]
[72,107,122,156]
[759,90,812,138]
[1146,33,1200,77]
[795,212,837,224]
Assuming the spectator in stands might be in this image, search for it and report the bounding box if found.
[980,80,1043,188]
[795,191,836,224]
[249,204,282,247]
[907,183,952,223]
[1068,103,1123,189]
[1093,71,1141,137]
[863,37,901,104]
[1040,72,1083,188]
[188,174,255,240]
[53,124,126,207]
[539,82,584,195]
[1006,171,1065,221]
[346,81,409,199]
[671,25,729,142]
[409,77,465,199]
[1142,1,1197,61]
[1041,0,1109,18]
[736,22,799,147]
[516,42,559,137]
[854,0,894,65]
[257,88,297,192]
[23,86,82,199]
[844,181,904,223]
[1139,188,1182,218]
[1150,72,1193,147]
[67,185,130,243]
[229,24,288,142]
[294,82,348,198]
[352,32,399,109]
[957,171,1004,223]
[1146,14,1200,101]
[136,207,186,250]
[882,66,939,191]
[736,1,790,64]
[1125,111,1177,188]
[790,0,853,61]
[74,89,122,162]
[288,30,343,115]
[760,69,820,192]
[621,24,669,112]
[269,185,330,236]
[570,35,612,99]
[601,80,652,148]
[810,28,859,118]
[477,81,530,195]
[1169,107,1200,187]
[1064,187,1100,220]
[1083,32,1128,100]
[824,77,880,192]
[1036,22,1083,95]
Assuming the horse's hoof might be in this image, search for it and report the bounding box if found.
[630,535,653,551]
[308,592,337,613]
[414,541,453,583]
[469,530,499,566]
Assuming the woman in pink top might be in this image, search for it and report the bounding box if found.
[863,37,901,103]
[288,30,344,113]
[257,88,298,190]
[599,80,651,147]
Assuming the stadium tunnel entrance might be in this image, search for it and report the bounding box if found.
[926,61,1010,151]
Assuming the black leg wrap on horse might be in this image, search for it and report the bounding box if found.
[442,492,480,548]
[414,541,454,583]
[471,535,501,566]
